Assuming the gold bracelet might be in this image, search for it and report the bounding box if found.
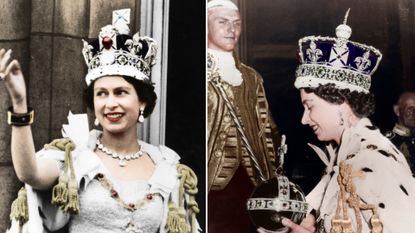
[7,107,34,126]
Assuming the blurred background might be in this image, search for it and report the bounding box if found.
[0,0,205,231]
[234,0,415,193]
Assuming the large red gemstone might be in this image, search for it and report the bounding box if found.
[102,37,113,49]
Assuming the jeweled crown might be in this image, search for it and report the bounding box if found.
[82,10,157,86]
[294,9,382,93]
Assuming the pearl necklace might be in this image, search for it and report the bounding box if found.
[96,137,144,167]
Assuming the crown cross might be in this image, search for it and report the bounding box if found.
[329,47,349,67]
[112,9,131,26]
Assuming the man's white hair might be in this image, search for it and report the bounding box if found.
[207,0,238,10]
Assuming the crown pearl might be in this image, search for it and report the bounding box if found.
[102,36,113,50]
[336,24,352,40]
[335,8,352,41]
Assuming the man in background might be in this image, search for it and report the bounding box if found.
[207,0,281,232]
[386,91,415,175]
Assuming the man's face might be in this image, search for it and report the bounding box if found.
[397,93,415,128]
[208,7,241,52]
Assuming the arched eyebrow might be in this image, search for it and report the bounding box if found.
[113,86,134,91]
[94,86,107,92]
[94,85,133,92]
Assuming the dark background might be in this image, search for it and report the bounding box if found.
[166,0,206,230]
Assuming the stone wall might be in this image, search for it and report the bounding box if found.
[0,1,141,231]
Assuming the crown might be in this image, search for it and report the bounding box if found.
[294,9,382,93]
[82,14,157,86]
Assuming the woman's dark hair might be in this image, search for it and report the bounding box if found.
[303,83,375,118]
[85,76,157,118]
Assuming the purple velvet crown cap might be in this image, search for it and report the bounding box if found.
[295,9,382,93]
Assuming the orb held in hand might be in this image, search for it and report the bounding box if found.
[247,176,309,232]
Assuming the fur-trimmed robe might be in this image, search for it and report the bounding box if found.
[307,118,415,233]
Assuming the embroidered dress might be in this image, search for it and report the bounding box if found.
[306,118,415,233]
[69,164,164,232]
[7,114,199,233]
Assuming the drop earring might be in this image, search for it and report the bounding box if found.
[94,118,100,126]
[339,112,344,126]
[138,107,145,123]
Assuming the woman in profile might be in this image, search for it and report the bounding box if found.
[2,21,199,233]
[278,12,415,233]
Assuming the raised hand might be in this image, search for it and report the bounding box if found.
[0,49,27,110]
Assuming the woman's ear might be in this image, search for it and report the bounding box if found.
[340,102,359,127]
[138,98,146,108]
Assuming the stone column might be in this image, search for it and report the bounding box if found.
[0,1,31,231]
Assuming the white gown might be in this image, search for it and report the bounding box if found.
[6,113,199,233]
